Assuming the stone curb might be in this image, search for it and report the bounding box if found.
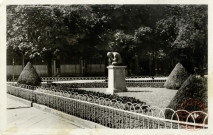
[7,94,108,129]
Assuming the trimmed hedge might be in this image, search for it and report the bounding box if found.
[164,62,188,89]
[17,62,41,86]
[165,75,208,120]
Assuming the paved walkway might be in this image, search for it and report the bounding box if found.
[7,95,82,131]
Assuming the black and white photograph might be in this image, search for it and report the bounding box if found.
[0,0,212,134]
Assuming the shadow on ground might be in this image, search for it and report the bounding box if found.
[124,91,152,93]
[7,106,31,110]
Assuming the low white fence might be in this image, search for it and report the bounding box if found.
[40,77,167,83]
[7,76,167,82]
[7,83,208,129]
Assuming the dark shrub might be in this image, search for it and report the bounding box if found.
[165,75,207,121]
[17,62,41,86]
[164,62,188,89]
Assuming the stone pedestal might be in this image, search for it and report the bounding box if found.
[106,66,127,95]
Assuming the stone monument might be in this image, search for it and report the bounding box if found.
[106,52,127,94]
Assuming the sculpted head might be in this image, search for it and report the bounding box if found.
[107,52,113,58]
[107,52,122,66]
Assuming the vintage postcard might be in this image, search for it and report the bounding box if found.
[0,0,212,134]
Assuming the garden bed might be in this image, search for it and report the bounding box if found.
[10,83,150,111]
[78,87,178,109]
[40,83,175,108]
[42,82,164,88]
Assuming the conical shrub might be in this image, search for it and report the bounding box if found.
[17,62,41,86]
[164,62,188,89]
[165,75,207,119]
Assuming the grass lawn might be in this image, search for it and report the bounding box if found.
[80,87,178,109]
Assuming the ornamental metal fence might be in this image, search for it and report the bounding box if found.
[40,77,167,82]
[41,77,107,82]
[7,83,208,129]
[7,76,167,83]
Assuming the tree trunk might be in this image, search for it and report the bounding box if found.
[80,57,84,76]
[84,59,87,77]
[22,53,25,69]
[149,54,152,76]
[152,56,156,76]
[149,53,156,76]
[47,59,52,77]
[104,56,108,76]
[135,54,140,75]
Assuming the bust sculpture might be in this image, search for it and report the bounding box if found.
[107,52,122,66]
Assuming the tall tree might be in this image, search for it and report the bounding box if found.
[7,5,207,76]
[7,5,108,76]
[156,5,207,75]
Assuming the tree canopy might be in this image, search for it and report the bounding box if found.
[7,5,208,76]
[155,5,207,74]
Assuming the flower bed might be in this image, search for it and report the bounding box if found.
[127,82,164,88]
[40,83,148,107]
[42,82,164,88]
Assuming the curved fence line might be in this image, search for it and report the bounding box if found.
[7,83,208,129]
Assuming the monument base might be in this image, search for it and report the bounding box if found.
[106,66,127,95]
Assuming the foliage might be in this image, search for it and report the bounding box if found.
[165,75,207,120]
[17,62,41,86]
[156,5,207,74]
[42,83,148,105]
[164,62,188,89]
[7,5,107,59]
[7,5,109,76]
[7,5,207,76]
